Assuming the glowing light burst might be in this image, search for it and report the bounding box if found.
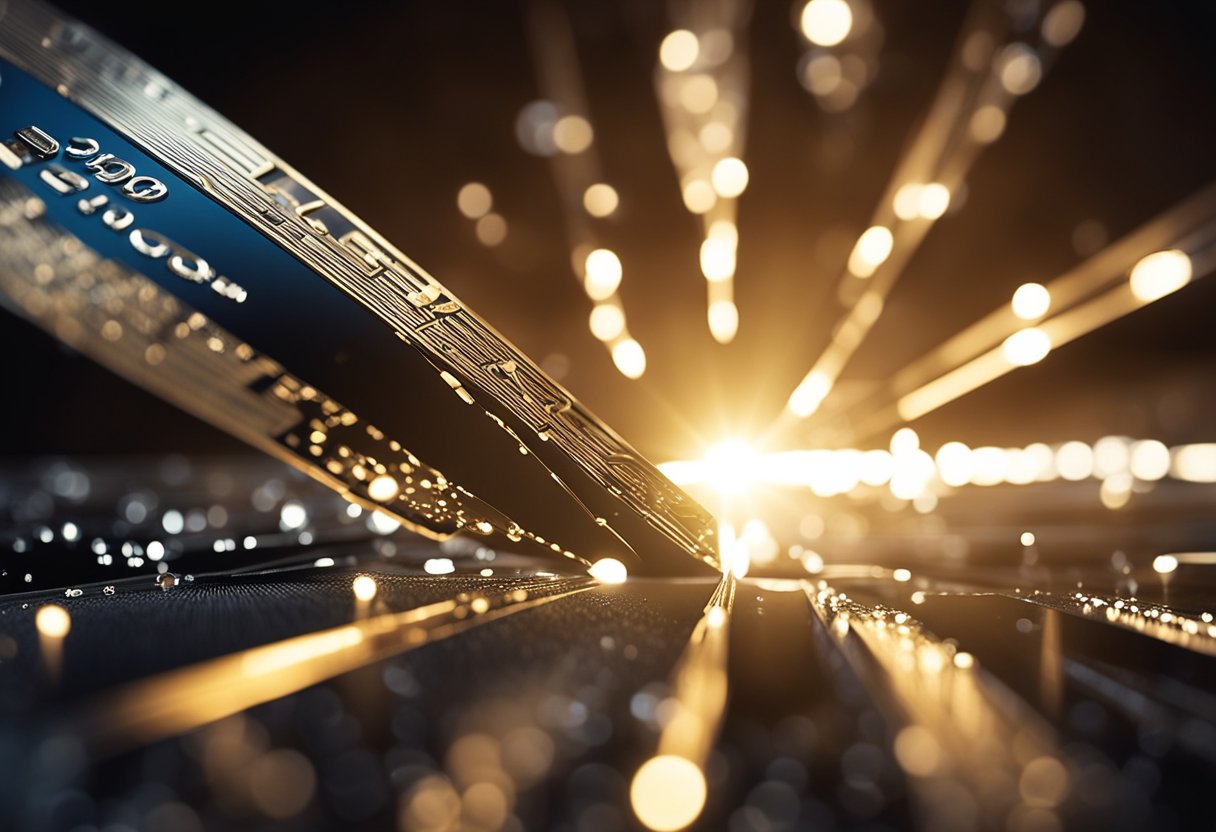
[660,438,1216,509]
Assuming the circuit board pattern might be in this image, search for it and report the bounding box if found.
[0,0,719,570]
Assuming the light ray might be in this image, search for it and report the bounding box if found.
[524,0,645,375]
[653,1,753,344]
[803,580,1071,830]
[783,0,1084,421]
[79,576,595,752]
[630,573,735,831]
[838,185,1216,435]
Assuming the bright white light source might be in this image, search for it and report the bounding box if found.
[893,568,912,582]
[935,442,974,487]
[1129,439,1170,481]
[588,558,628,584]
[1056,441,1093,481]
[1153,554,1178,575]
[708,300,739,344]
[589,304,626,341]
[1129,249,1191,302]
[788,371,832,417]
[1002,327,1051,366]
[890,427,920,455]
[1093,436,1130,478]
[710,157,749,198]
[704,440,760,498]
[612,338,647,379]
[659,29,699,72]
[631,754,707,832]
[367,475,400,502]
[848,226,893,278]
[700,236,737,283]
[918,183,951,219]
[584,249,623,300]
[800,0,854,47]
[352,575,377,601]
[1172,443,1216,482]
[279,500,308,531]
[424,558,455,575]
[1011,282,1051,320]
[36,604,71,638]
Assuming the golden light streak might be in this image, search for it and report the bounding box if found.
[1172,444,1216,482]
[660,437,1216,502]
[843,185,1216,441]
[781,1,1082,425]
[525,0,643,376]
[804,581,1069,828]
[894,256,1211,423]
[81,578,595,752]
[653,5,751,343]
[1001,326,1052,365]
[846,225,893,277]
[630,574,735,831]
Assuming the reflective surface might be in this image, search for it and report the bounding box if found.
[2,457,1215,830]
[3,0,1216,829]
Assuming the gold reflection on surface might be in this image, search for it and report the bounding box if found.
[1015,588,1216,656]
[783,0,1084,423]
[36,602,71,680]
[81,577,594,752]
[630,573,735,831]
[804,581,1069,831]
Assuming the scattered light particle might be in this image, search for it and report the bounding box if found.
[36,604,71,638]
[588,558,628,584]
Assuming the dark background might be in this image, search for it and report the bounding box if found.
[3,0,1215,462]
